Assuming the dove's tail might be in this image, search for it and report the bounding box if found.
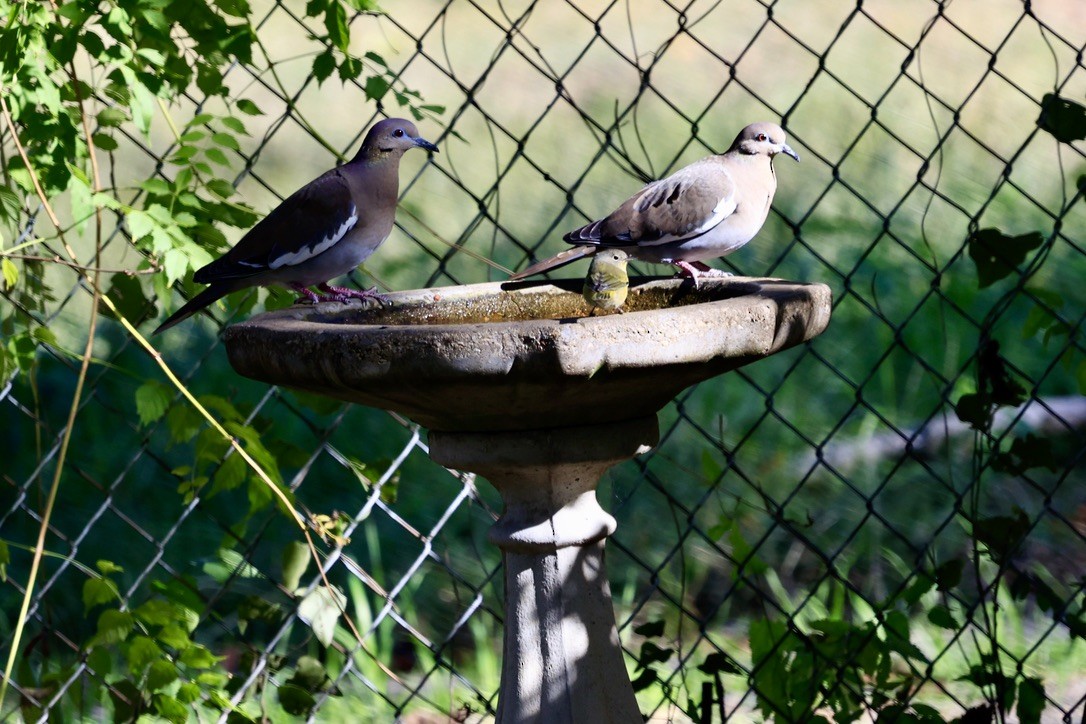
[509,245,598,281]
[153,282,245,335]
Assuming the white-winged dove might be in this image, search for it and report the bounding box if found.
[153,118,438,334]
[510,122,798,284]
[582,249,629,315]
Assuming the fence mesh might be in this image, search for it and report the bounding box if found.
[3,0,1086,721]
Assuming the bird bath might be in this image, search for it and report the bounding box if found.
[223,276,831,722]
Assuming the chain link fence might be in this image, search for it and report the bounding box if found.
[3,0,1085,721]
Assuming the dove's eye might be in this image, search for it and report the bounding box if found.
[756,133,768,142]
[393,128,405,137]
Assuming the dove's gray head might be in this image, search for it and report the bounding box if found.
[358,118,439,161]
[730,122,800,162]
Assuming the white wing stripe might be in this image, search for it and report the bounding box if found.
[269,208,358,269]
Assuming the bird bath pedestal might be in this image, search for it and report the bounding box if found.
[223,277,831,723]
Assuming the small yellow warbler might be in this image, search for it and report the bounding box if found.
[582,250,630,315]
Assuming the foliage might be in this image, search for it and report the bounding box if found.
[0,0,437,383]
[0,0,446,720]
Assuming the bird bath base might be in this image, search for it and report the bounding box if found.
[430,416,658,723]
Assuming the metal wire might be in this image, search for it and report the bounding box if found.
[2,1,1085,721]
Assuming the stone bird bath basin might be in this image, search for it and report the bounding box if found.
[224,276,831,723]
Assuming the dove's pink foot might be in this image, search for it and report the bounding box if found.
[317,283,391,306]
[289,283,322,304]
[673,261,733,288]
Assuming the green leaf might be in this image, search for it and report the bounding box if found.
[157,624,192,651]
[934,559,964,591]
[154,693,188,724]
[136,48,166,67]
[125,635,161,673]
[979,339,1026,407]
[92,133,119,151]
[633,620,665,638]
[211,132,240,151]
[87,646,112,677]
[207,178,236,199]
[324,1,350,51]
[338,55,362,81]
[278,684,316,716]
[68,168,93,232]
[141,178,173,196]
[108,679,144,722]
[954,391,991,431]
[57,3,87,22]
[83,576,121,610]
[97,559,124,575]
[176,682,200,704]
[135,380,172,426]
[281,540,310,591]
[213,0,250,18]
[0,186,23,221]
[630,668,658,692]
[1016,676,1045,724]
[134,598,198,631]
[0,540,8,582]
[902,575,934,605]
[147,659,180,690]
[926,604,958,630]
[882,609,926,661]
[89,609,135,648]
[973,509,1030,564]
[1,258,17,291]
[100,272,156,325]
[967,228,1044,288]
[992,434,1057,475]
[163,247,188,285]
[179,644,222,669]
[130,81,156,136]
[364,74,389,101]
[221,116,247,135]
[1037,93,1086,143]
[636,641,673,669]
[697,651,741,675]
[297,585,347,646]
[287,655,327,691]
[235,98,263,116]
[127,210,154,240]
[204,147,230,166]
[208,453,247,497]
[313,49,336,84]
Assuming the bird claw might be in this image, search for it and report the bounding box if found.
[290,284,323,305]
[673,261,732,289]
[317,283,391,306]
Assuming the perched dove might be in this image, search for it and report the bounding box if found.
[153,118,438,334]
[510,122,798,284]
[582,249,629,315]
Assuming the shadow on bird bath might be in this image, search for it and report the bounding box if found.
[223,275,831,723]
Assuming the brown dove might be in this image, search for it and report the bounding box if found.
[154,118,438,334]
